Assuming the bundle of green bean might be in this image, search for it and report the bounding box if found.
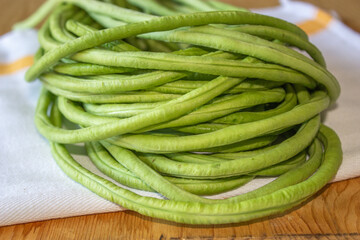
[16,0,342,224]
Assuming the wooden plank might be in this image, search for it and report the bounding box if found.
[301,0,360,33]
[0,0,44,35]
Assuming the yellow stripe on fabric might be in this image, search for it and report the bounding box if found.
[297,9,333,35]
[0,56,34,75]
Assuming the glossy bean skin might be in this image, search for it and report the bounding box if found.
[18,0,342,225]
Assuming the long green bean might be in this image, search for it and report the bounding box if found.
[18,0,342,225]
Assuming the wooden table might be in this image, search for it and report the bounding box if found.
[1,0,359,239]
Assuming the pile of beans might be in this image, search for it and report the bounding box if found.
[17,0,342,224]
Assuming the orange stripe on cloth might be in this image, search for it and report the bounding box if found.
[297,9,333,35]
[0,55,34,75]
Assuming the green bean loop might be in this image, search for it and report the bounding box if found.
[18,0,342,224]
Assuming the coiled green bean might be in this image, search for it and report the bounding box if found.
[18,0,342,225]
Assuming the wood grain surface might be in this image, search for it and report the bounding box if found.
[1,0,360,239]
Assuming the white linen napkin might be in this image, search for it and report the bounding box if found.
[1,0,360,226]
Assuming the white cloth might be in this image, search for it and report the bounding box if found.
[1,0,360,226]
